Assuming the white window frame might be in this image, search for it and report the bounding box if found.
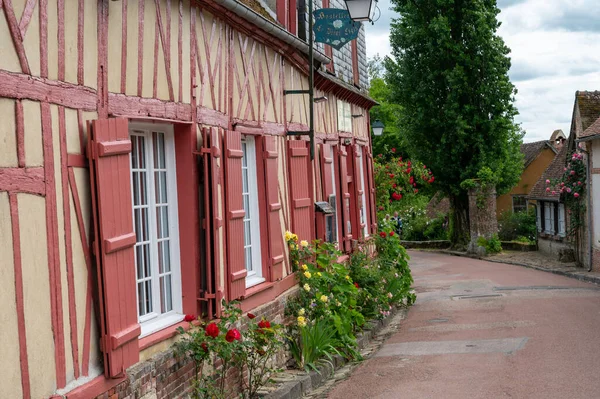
[357,146,369,238]
[326,158,339,246]
[129,124,183,338]
[544,202,555,235]
[241,135,264,288]
[337,100,352,133]
[558,203,566,237]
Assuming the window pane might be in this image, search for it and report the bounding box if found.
[137,282,146,316]
[135,245,144,279]
[144,280,153,314]
[153,132,166,169]
[156,205,169,239]
[137,135,146,168]
[158,240,171,274]
[241,142,248,167]
[143,244,151,279]
[245,247,253,272]
[244,220,251,246]
[160,275,173,313]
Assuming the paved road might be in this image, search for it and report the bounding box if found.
[328,251,600,399]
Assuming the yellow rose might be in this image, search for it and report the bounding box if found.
[292,234,298,242]
[289,243,297,250]
[320,295,328,303]
[300,240,309,247]
[297,316,307,327]
[285,231,293,241]
[317,272,322,277]
[298,308,305,316]
[345,275,350,280]
[304,271,312,279]
[301,264,308,271]
[303,284,311,292]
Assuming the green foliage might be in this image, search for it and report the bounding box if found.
[284,230,415,370]
[497,210,537,242]
[477,234,502,254]
[288,320,341,372]
[175,301,284,399]
[385,0,524,243]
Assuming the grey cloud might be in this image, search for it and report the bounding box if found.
[497,0,528,8]
[541,8,600,32]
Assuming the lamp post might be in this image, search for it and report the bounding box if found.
[371,119,384,136]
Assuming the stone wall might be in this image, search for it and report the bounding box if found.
[467,186,499,255]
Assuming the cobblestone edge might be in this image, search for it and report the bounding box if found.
[258,307,409,399]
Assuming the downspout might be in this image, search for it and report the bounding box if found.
[217,0,330,65]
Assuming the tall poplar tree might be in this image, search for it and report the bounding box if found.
[386,0,523,246]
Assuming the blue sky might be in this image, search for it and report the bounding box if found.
[364,0,600,143]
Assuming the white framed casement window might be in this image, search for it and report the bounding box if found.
[357,146,369,238]
[558,203,566,237]
[130,124,183,337]
[337,100,352,133]
[326,159,339,245]
[241,135,264,288]
[544,202,555,235]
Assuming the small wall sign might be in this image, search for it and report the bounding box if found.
[313,8,361,50]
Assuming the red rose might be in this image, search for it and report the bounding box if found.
[205,322,220,338]
[184,314,196,322]
[390,231,395,236]
[389,173,395,179]
[378,206,384,211]
[258,320,271,330]
[201,342,208,353]
[354,282,359,289]
[391,148,396,153]
[392,183,397,188]
[225,329,242,342]
[414,189,419,194]
[380,232,387,238]
[247,313,256,319]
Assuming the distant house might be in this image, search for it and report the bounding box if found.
[496,139,557,217]
[529,91,600,266]
[574,93,600,271]
[528,145,569,257]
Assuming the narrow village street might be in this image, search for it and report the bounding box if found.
[328,251,600,399]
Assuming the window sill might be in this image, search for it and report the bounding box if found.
[244,280,275,299]
[246,276,266,289]
[139,318,200,351]
[140,313,185,339]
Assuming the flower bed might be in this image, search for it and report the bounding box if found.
[175,230,415,398]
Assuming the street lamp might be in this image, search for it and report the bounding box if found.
[372,119,384,136]
[344,0,377,22]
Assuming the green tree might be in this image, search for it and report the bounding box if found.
[367,56,406,160]
[385,0,523,246]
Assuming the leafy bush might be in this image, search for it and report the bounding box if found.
[498,210,536,242]
[175,301,284,399]
[284,230,415,370]
[477,234,502,254]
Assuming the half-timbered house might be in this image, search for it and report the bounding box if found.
[0,0,377,397]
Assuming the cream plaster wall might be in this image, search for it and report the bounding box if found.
[19,194,56,399]
[107,1,124,94]
[64,1,79,84]
[0,98,17,167]
[47,0,59,80]
[83,0,98,89]
[23,100,44,166]
[0,193,23,399]
[0,8,22,73]
[142,1,157,98]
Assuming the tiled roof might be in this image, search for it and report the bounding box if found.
[521,140,555,168]
[528,145,568,201]
[579,116,600,140]
[550,129,566,142]
[576,91,600,134]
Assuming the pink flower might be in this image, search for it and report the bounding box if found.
[574,192,580,198]
[546,179,550,184]
[546,188,550,192]
[552,191,556,195]
[566,188,572,193]
[391,148,396,153]
[570,170,576,175]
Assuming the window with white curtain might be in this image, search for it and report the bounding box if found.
[536,203,542,232]
[241,135,264,288]
[544,202,555,235]
[558,203,566,237]
[130,125,182,337]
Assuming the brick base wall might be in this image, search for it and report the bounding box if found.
[92,287,299,399]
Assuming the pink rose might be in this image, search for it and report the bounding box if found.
[546,179,550,184]
[574,193,580,198]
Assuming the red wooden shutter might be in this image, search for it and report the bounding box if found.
[263,136,285,280]
[364,146,378,234]
[287,140,314,242]
[351,40,360,86]
[88,118,140,378]
[338,146,352,252]
[224,130,247,300]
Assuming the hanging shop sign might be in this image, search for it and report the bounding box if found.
[313,8,361,50]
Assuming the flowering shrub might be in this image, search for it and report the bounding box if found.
[284,230,415,370]
[176,301,284,399]
[374,155,435,216]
